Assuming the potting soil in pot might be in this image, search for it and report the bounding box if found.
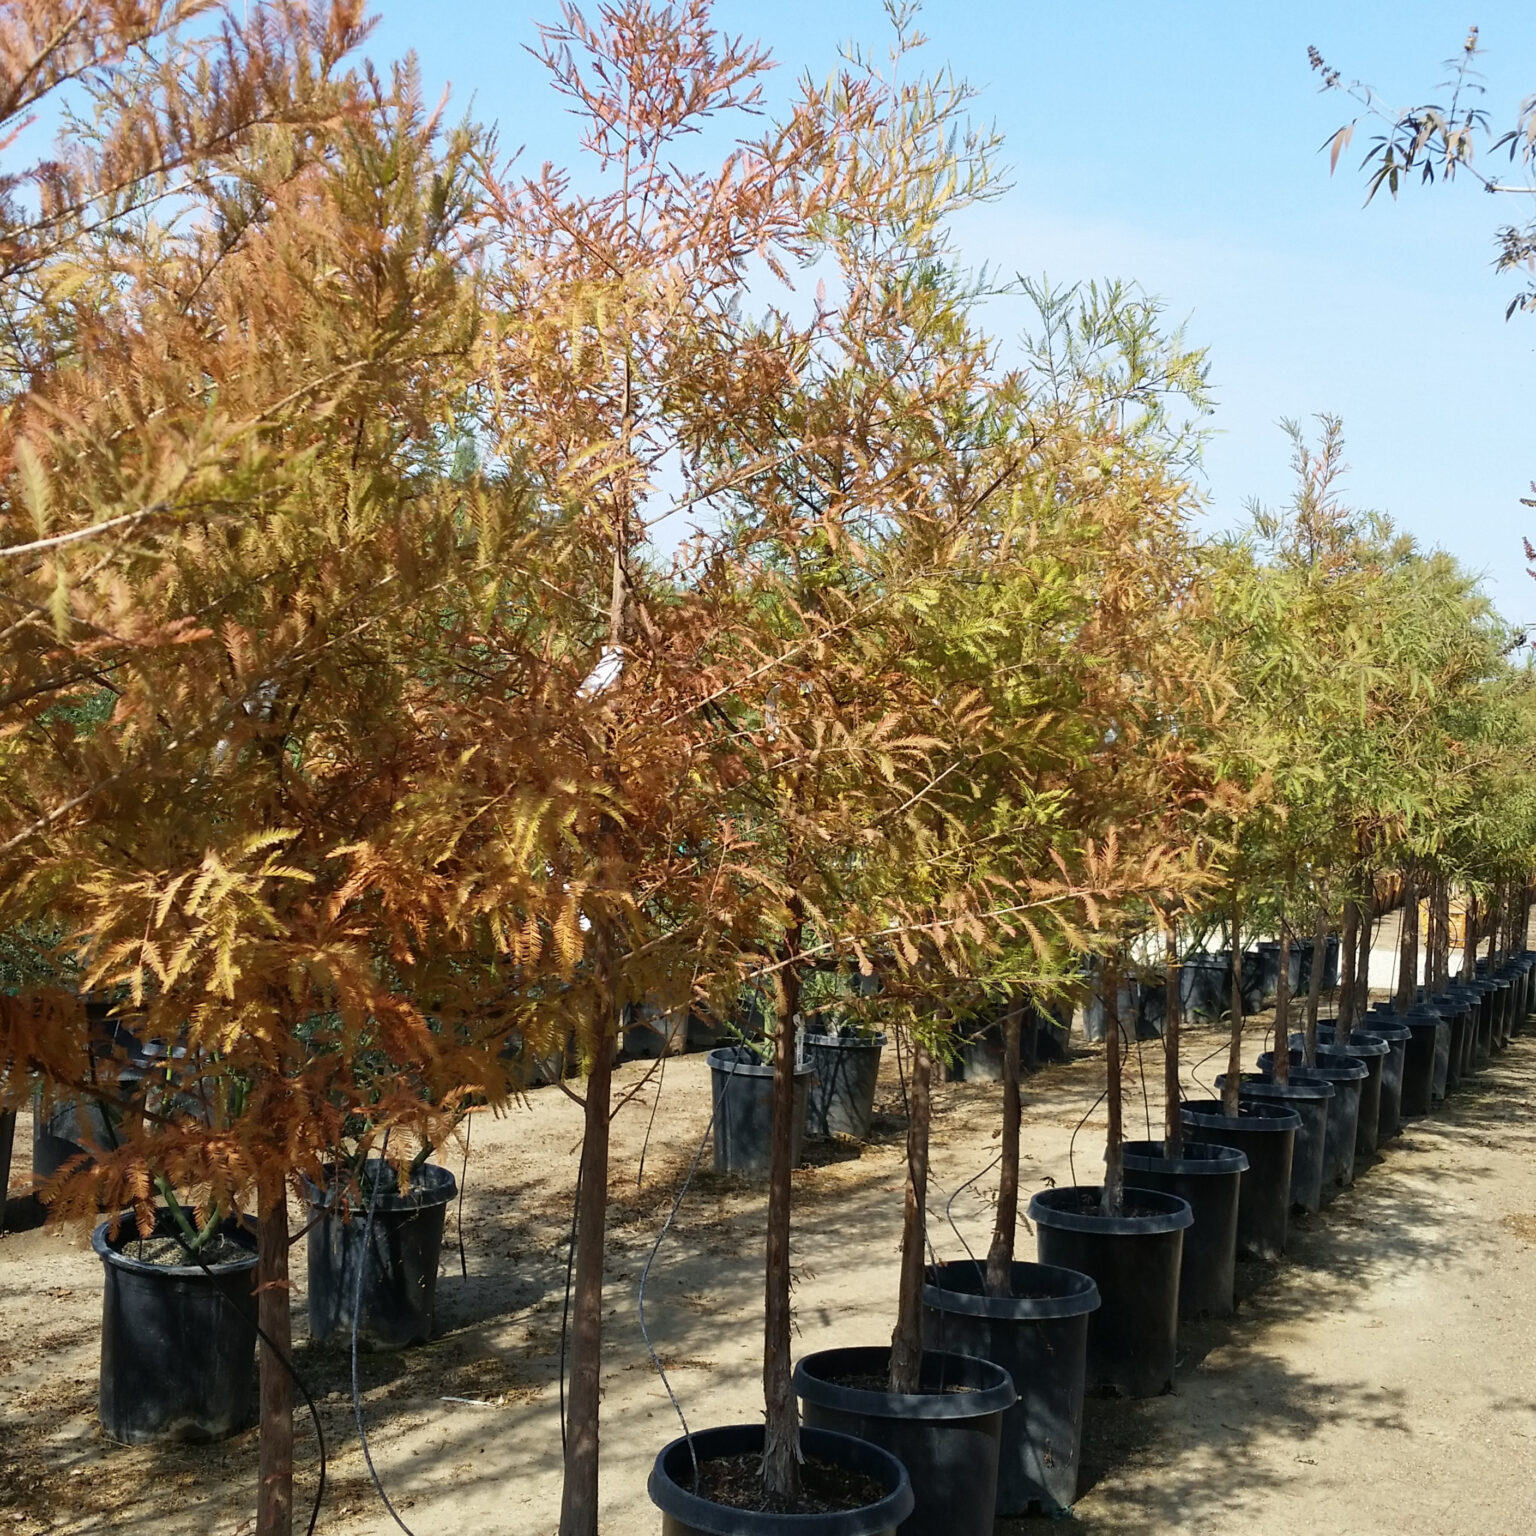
[688,1454,887,1515]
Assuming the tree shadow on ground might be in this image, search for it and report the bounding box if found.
[1000,1036,1536,1534]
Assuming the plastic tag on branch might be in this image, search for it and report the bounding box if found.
[578,645,624,699]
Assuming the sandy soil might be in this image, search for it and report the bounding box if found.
[1,963,1533,1536]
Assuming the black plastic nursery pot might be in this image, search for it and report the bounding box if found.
[707,1046,813,1176]
[1413,995,1449,1105]
[1474,968,1509,1053]
[923,1260,1099,1517]
[1495,967,1522,1047]
[1217,1073,1331,1215]
[1256,1052,1364,1197]
[649,1422,914,1536]
[1396,1011,1442,1117]
[1177,957,1230,1021]
[1506,957,1534,1038]
[802,1032,885,1139]
[794,1346,1015,1536]
[947,1022,1005,1081]
[622,1002,688,1060]
[1361,1011,1410,1139]
[31,1055,145,1187]
[304,1159,456,1349]
[1517,952,1536,1033]
[1179,1100,1298,1261]
[1027,1186,1192,1399]
[1428,991,1475,1093]
[93,1213,258,1444]
[1304,1029,1387,1157]
[1121,1140,1246,1319]
[1412,995,1455,1101]
[1461,981,1498,1071]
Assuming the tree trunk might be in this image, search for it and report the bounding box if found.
[1163,934,1183,1157]
[1339,899,1359,1033]
[1271,920,1292,1083]
[1425,880,1439,992]
[888,1038,932,1394]
[1355,876,1374,1013]
[1303,906,1327,1065]
[1461,892,1479,982]
[558,1015,615,1536]
[760,946,804,1498]
[1394,880,1419,1012]
[1220,906,1244,1119]
[256,1177,293,1536]
[1101,958,1125,1215]
[984,993,1024,1298]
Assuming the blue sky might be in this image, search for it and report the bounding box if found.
[367,1,1536,625]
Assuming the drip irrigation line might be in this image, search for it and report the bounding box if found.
[456,1113,471,1281]
[635,1044,668,1191]
[637,1069,739,1488]
[351,1129,417,1536]
[558,1130,586,1457]
[1066,1085,1107,1190]
[943,1150,1001,1268]
[1134,1033,1152,1141]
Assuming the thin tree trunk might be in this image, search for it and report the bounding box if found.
[984,992,1024,1297]
[761,940,803,1496]
[1102,957,1125,1213]
[1435,879,1453,989]
[558,1009,615,1536]
[888,1038,932,1394]
[1356,875,1374,1013]
[256,1177,293,1536]
[1394,879,1419,1012]
[1163,933,1183,1157]
[1461,892,1479,982]
[1339,899,1359,1033]
[1304,906,1327,1065]
[1425,884,1437,989]
[1272,918,1292,1083]
[1220,905,1244,1118]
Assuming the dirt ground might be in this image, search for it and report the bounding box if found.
[2,954,1533,1535]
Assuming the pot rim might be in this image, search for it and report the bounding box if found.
[800,1031,887,1051]
[706,1045,814,1080]
[793,1345,1016,1420]
[1303,1030,1389,1057]
[1122,1138,1249,1176]
[1180,1098,1302,1132]
[301,1157,457,1214]
[1026,1184,1194,1236]
[1219,1072,1334,1102]
[923,1258,1100,1320]
[1257,1053,1368,1083]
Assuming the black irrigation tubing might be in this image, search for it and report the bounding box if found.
[1066,1085,1108,1190]
[636,1044,669,1191]
[637,1068,739,1489]
[1188,1035,1234,1102]
[351,1130,417,1536]
[456,1112,471,1282]
[558,1130,587,1457]
[87,1057,328,1536]
[943,1149,1002,1268]
[1134,1034,1152,1141]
